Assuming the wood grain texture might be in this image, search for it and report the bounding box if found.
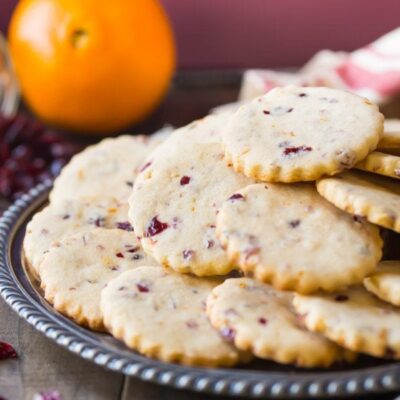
[0,298,123,400]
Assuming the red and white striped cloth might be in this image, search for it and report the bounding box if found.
[239,28,400,104]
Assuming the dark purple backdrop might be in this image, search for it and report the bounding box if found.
[1,0,400,68]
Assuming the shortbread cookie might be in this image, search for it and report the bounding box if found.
[169,112,232,145]
[101,267,248,366]
[24,196,132,279]
[216,183,382,293]
[294,287,400,358]
[39,229,158,330]
[50,133,170,203]
[364,261,400,306]
[355,152,400,180]
[222,86,383,182]
[317,170,400,233]
[378,119,400,149]
[206,278,354,367]
[129,138,253,276]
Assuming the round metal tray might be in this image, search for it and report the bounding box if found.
[1,182,400,399]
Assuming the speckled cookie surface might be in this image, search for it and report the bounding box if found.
[24,196,132,279]
[317,170,400,233]
[364,261,400,306]
[129,135,253,276]
[216,183,382,293]
[206,278,354,367]
[39,228,158,330]
[101,267,247,366]
[293,287,400,358]
[50,133,170,204]
[222,86,383,182]
[378,119,400,149]
[355,151,400,180]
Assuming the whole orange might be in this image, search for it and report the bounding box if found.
[8,0,175,134]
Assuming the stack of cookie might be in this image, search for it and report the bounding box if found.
[24,86,400,368]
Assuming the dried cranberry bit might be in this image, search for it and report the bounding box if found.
[244,246,261,261]
[62,214,70,220]
[180,175,191,186]
[258,317,268,325]
[182,249,195,260]
[289,219,301,228]
[125,181,134,187]
[116,221,134,231]
[115,252,124,258]
[0,341,17,360]
[185,320,199,329]
[283,146,313,156]
[206,240,214,249]
[263,110,270,115]
[144,216,169,237]
[334,294,349,302]
[220,327,236,342]
[228,193,245,202]
[139,161,152,173]
[91,217,105,227]
[136,283,150,293]
[110,266,119,271]
[298,93,307,97]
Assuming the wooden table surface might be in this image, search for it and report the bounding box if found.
[1,71,399,400]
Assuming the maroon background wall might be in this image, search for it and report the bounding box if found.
[1,0,400,68]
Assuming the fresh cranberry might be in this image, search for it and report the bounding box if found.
[180,176,191,185]
[116,221,134,231]
[228,193,244,201]
[136,283,149,293]
[144,216,169,237]
[0,113,79,202]
[334,295,349,302]
[283,146,312,156]
[0,341,17,360]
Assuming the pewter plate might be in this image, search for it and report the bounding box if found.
[1,182,400,399]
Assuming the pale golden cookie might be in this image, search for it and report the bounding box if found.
[364,261,400,306]
[39,229,158,330]
[24,196,131,279]
[206,278,354,367]
[355,151,400,180]
[378,119,400,149]
[317,170,400,233]
[216,183,382,293]
[129,134,253,277]
[222,86,383,182]
[101,267,248,367]
[50,133,169,204]
[294,287,400,358]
